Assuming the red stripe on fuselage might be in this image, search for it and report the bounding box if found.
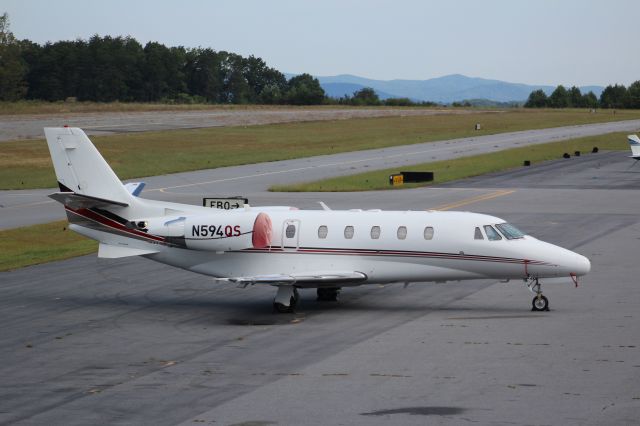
[65,206,166,243]
[239,247,550,266]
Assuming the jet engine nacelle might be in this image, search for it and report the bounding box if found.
[145,211,273,252]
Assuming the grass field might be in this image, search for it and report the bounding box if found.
[270,132,629,192]
[0,221,97,272]
[2,108,639,190]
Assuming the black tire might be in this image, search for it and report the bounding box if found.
[531,295,549,311]
[317,287,340,302]
[274,301,295,313]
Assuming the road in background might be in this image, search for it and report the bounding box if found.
[0,107,483,141]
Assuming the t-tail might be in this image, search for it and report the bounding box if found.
[44,127,167,258]
[628,134,640,159]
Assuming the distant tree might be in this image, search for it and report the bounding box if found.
[184,48,223,102]
[0,13,28,100]
[350,87,380,106]
[524,89,548,108]
[626,81,640,109]
[384,97,414,106]
[581,91,598,109]
[568,86,582,107]
[284,73,325,105]
[140,42,186,101]
[548,85,569,108]
[599,84,628,109]
[242,55,287,103]
[220,52,251,103]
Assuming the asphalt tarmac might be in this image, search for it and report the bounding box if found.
[1,151,639,425]
[2,119,640,229]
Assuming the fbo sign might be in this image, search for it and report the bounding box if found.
[202,197,248,210]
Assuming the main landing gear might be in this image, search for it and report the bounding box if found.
[273,286,299,313]
[526,277,549,311]
[317,287,341,302]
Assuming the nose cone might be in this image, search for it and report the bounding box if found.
[570,252,591,276]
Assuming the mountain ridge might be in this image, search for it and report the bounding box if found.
[294,73,605,103]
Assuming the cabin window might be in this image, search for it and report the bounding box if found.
[344,225,354,239]
[483,225,502,241]
[318,225,328,239]
[370,226,381,239]
[285,224,296,238]
[397,226,407,240]
[423,226,434,240]
[495,223,525,240]
[474,227,484,240]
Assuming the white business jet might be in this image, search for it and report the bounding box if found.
[44,127,590,313]
[627,134,640,162]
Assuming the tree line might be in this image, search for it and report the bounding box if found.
[525,82,640,109]
[335,87,438,107]
[0,13,326,105]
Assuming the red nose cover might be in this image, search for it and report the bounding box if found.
[252,212,272,248]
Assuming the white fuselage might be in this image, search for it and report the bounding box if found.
[75,201,590,287]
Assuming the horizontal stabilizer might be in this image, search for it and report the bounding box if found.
[49,192,129,209]
[228,271,367,287]
[124,182,146,197]
[98,243,159,258]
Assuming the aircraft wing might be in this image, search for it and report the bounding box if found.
[227,271,367,287]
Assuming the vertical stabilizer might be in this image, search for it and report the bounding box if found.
[628,134,640,158]
[44,127,132,205]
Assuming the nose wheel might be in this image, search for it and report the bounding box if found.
[527,278,550,311]
[532,294,549,311]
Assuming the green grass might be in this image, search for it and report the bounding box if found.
[0,221,97,272]
[269,132,630,192]
[2,108,640,190]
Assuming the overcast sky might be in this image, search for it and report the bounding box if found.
[3,0,638,86]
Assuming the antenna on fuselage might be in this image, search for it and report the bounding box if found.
[318,201,331,211]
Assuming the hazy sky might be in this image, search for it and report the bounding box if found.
[3,0,638,86]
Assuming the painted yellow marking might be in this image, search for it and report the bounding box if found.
[432,189,515,211]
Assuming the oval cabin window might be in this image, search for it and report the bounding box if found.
[370,226,381,239]
[397,226,407,240]
[318,225,328,239]
[423,226,434,240]
[285,224,296,238]
[344,226,354,239]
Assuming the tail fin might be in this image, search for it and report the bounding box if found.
[44,127,133,205]
[628,134,640,157]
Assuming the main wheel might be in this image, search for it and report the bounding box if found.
[274,297,296,314]
[531,294,549,311]
[317,287,340,301]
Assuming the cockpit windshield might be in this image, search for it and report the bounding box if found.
[495,223,526,240]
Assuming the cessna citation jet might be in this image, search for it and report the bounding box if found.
[44,127,591,313]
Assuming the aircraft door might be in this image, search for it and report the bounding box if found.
[281,219,300,251]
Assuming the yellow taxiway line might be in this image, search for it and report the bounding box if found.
[432,189,515,211]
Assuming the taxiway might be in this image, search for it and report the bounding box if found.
[1,151,639,425]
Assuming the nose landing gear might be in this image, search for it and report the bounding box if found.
[526,277,549,311]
